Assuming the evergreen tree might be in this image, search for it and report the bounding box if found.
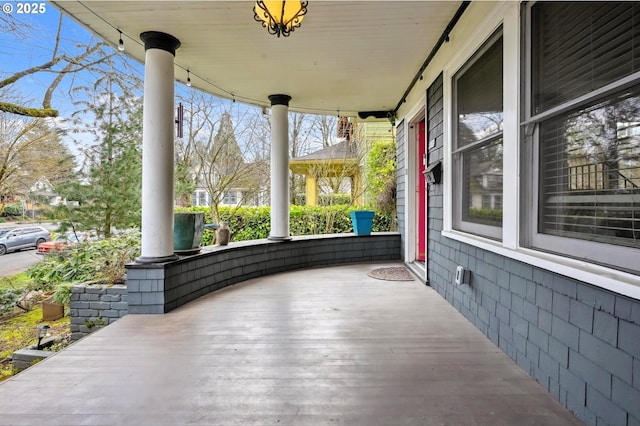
[211,111,244,176]
[58,73,142,237]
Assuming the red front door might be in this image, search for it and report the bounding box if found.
[417,121,426,261]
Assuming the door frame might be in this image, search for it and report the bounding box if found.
[404,108,427,276]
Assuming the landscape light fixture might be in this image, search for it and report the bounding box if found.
[117,30,125,52]
[186,70,192,87]
[36,324,50,350]
[254,1,308,38]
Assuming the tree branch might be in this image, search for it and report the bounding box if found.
[51,12,63,60]
[0,59,63,89]
[43,43,108,110]
[0,102,58,117]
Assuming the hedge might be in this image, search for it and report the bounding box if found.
[175,205,393,245]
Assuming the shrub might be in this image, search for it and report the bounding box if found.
[318,193,351,206]
[27,229,141,289]
[175,205,394,244]
[1,204,22,217]
[0,288,23,314]
[52,283,73,306]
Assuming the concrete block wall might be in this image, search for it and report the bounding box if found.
[126,233,402,314]
[420,73,640,425]
[69,284,128,341]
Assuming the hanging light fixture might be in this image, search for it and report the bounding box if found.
[186,69,192,87]
[117,30,125,52]
[254,1,308,38]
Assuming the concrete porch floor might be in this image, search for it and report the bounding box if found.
[0,263,580,425]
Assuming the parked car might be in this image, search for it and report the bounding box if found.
[36,232,93,255]
[0,226,51,255]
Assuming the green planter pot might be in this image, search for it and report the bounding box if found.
[174,212,205,254]
[350,210,375,236]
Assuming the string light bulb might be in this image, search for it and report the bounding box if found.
[186,70,192,87]
[117,30,125,52]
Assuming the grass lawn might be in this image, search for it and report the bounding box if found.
[0,273,70,382]
[0,273,32,290]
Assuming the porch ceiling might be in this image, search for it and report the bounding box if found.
[51,1,464,116]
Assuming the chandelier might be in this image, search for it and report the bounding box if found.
[254,1,308,38]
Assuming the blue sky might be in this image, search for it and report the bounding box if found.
[1,1,327,160]
[0,2,146,118]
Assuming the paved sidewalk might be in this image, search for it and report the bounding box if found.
[0,263,580,425]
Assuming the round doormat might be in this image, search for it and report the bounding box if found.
[367,266,415,281]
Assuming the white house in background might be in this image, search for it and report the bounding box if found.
[29,177,64,206]
[191,187,268,208]
[189,162,270,208]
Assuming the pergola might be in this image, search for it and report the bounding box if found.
[289,141,362,206]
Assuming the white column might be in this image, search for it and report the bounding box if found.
[137,32,181,263]
[268,94,291,240]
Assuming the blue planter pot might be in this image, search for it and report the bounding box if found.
[350,210,375,236]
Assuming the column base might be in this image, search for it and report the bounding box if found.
[135,254,180,264]
[267,235,292,242]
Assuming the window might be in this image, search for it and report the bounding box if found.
[526,2,640,273]
[191,190,210,207]
[223,191,238,205]
[453,31,503,239]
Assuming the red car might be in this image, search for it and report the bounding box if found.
[37,233,83,254]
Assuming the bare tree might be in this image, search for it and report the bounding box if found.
[0,11,111,117]
[193,105,268,224]
[318,115,337,148]
[174,91,227,206]
[0,111,75,212]
[287,113,339,204]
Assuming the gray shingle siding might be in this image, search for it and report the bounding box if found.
[415,73,640,426]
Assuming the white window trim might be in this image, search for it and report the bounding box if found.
[441,2,640,300]
[523,2,640,276]
[442,229,640,299]
[444,6,505,233]
[502,4,520,250]
[443,3,511,238]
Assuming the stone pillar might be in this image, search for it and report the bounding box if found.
[268,94,292,241]
[137,31,181,263]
